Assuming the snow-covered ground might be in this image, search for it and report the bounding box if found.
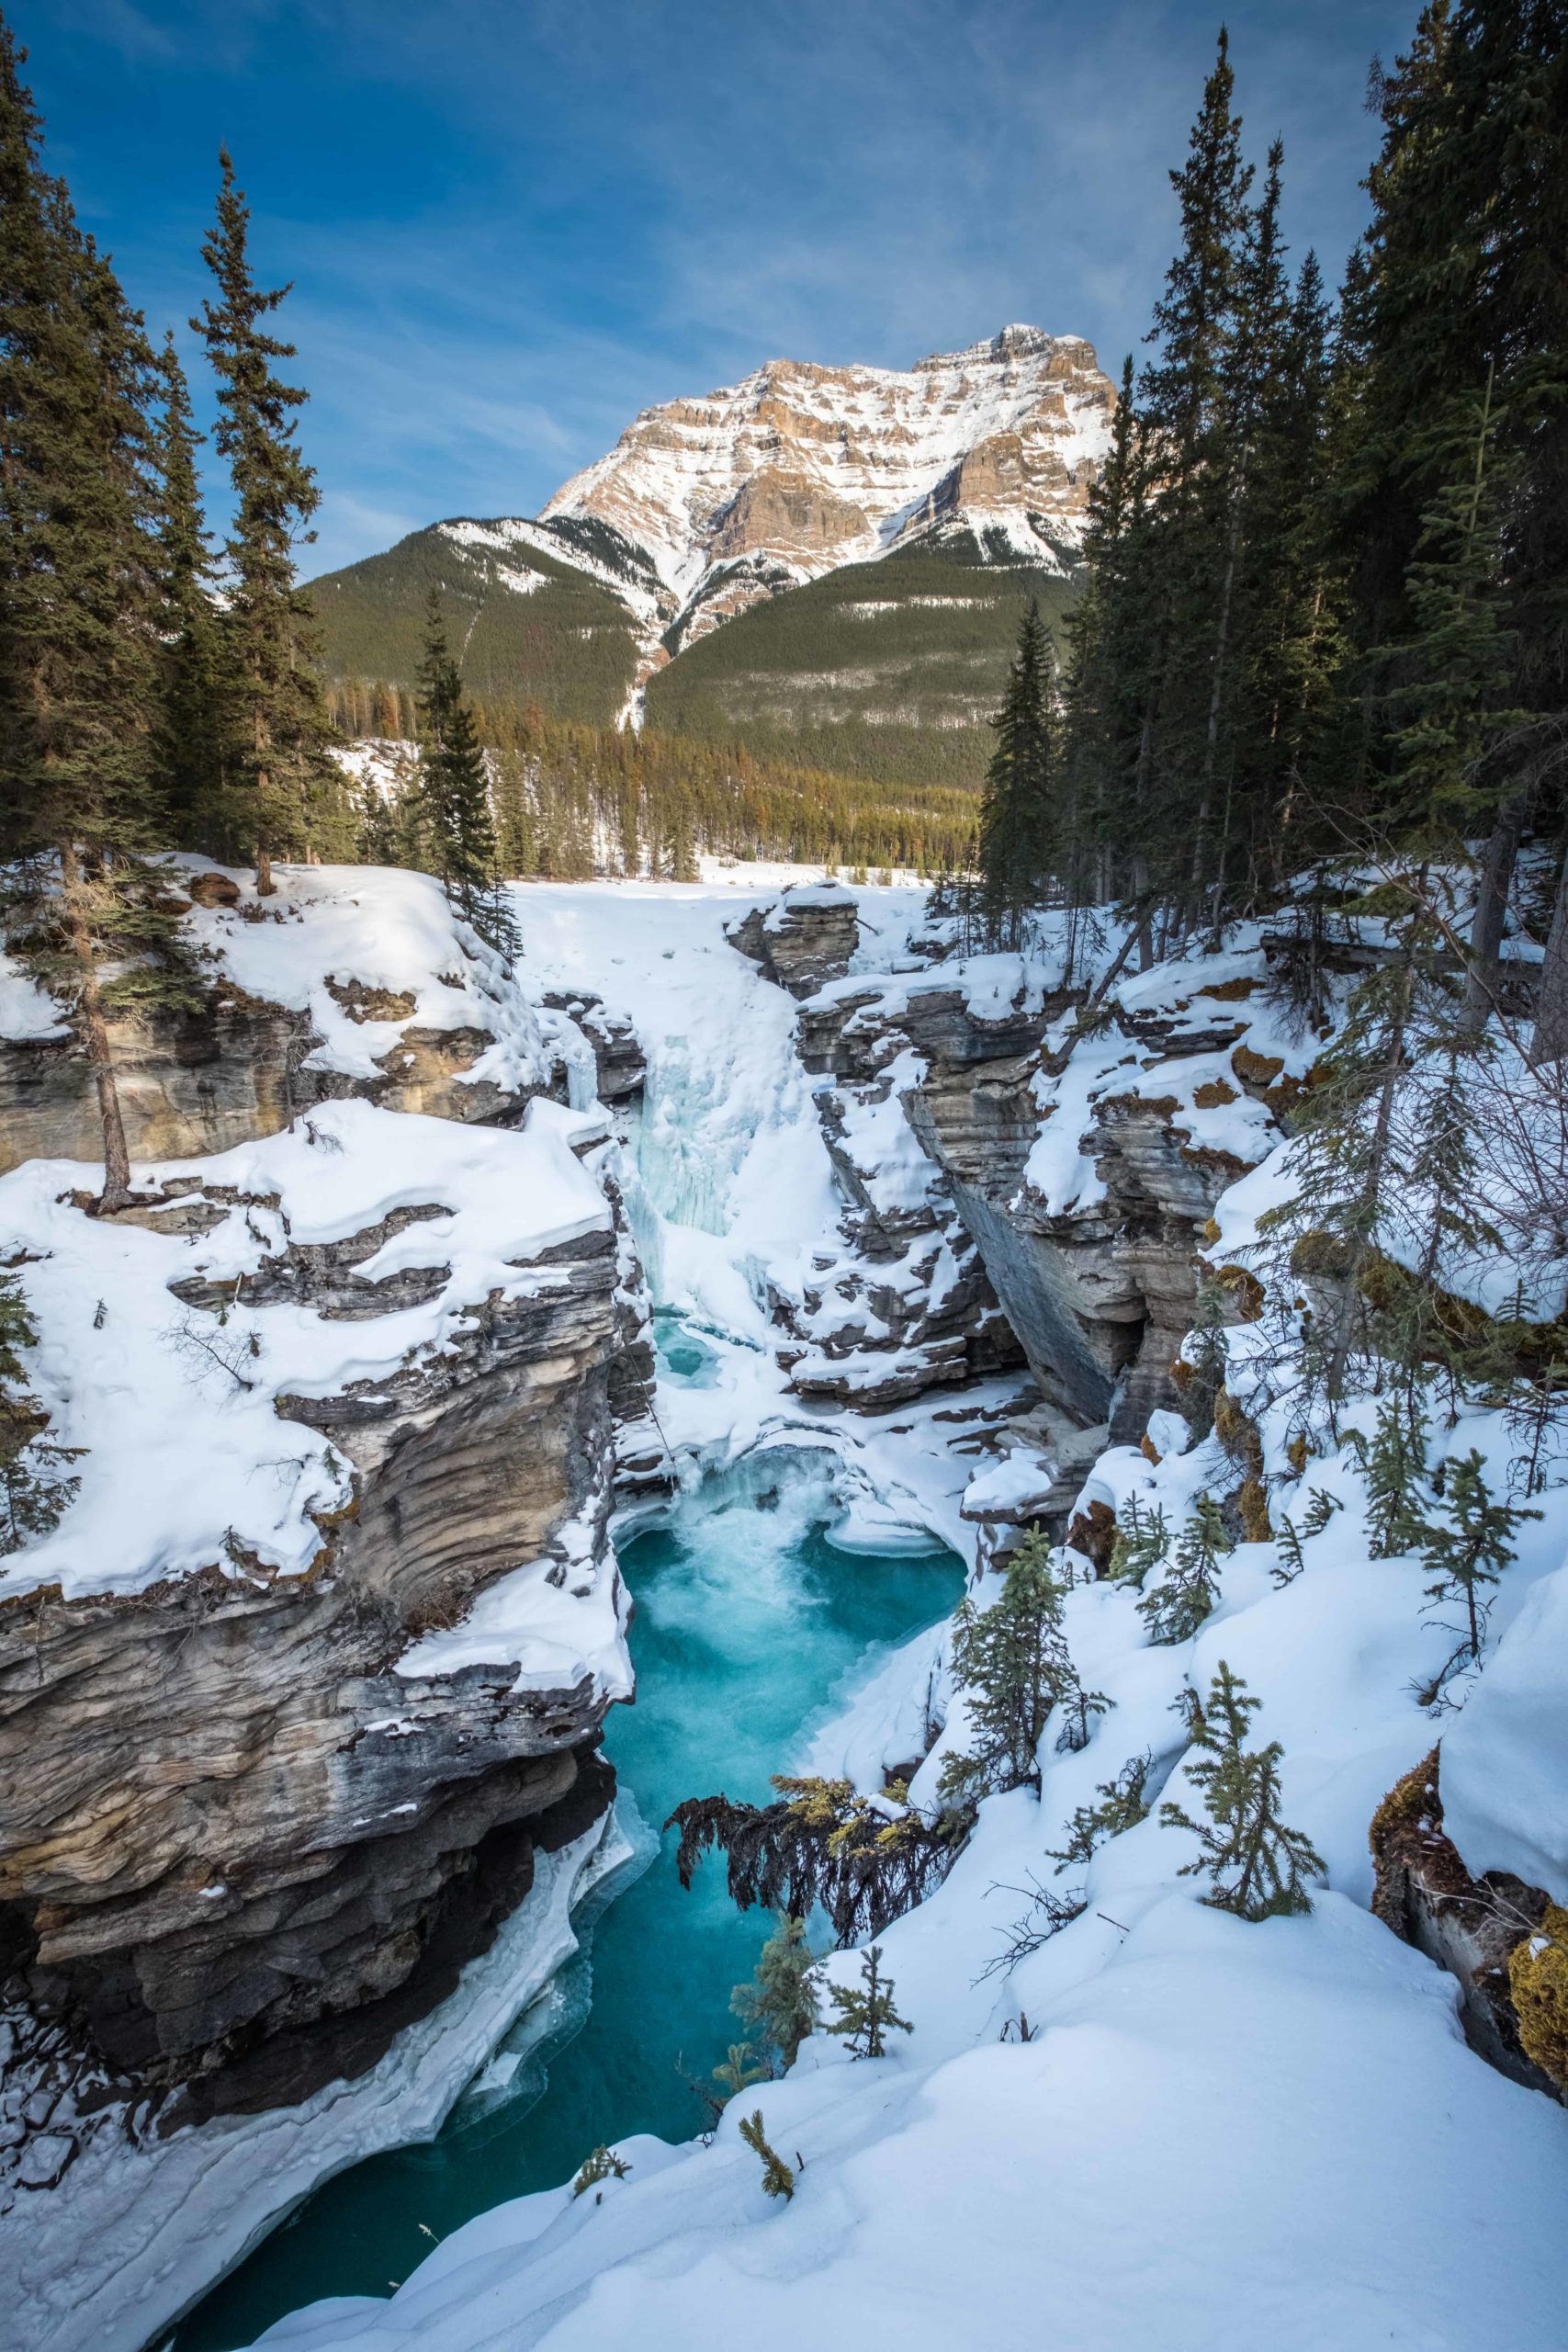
[9,870,1568,2351]
[235,877,1568,2352]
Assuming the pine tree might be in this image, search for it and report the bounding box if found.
[737,2110,795,2201]
[1107,1497,1170,1588]
[1160,1662,1325,1919]
[712,2041,769,2101]
[0,20,197,1209]
[413,591,517,956]
[1138,1493,1230,1644]
[192,147,333,892]
[151,332,225,847]
[570,2144,630,2199]
[0,1272,81,1553]
[940,1532,1077,1798]
[1048,1751,1153,1874]
[824,1944,911,2059]
[1365,1391,1429,1556]
[977,599,1057,947]
[731,1913,820,2071]
[1420,1447,1540,1662]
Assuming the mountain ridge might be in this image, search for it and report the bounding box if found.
[307,325,1114,775]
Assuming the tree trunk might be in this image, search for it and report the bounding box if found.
[1463,782,1532,1028]
[1327,950,1416,1401]
[1531,846,1568,1063]
[59,840,132,1214]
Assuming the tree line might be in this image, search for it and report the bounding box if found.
[331,679,978,881]
[976,2,1568,1025]
[0,15,351,1207]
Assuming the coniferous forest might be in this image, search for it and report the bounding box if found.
[976,9,1568,1027]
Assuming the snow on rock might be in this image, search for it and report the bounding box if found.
[174,857,558,1101]
[0,1092,612,1609]
[541,326,1116,620]
[0,946,69,1042]
[231,878,1568,2352]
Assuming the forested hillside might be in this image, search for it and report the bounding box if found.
[308,518,648,727]
[642,537,1075,789]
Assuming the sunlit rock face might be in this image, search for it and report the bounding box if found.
[542,326,1117,625]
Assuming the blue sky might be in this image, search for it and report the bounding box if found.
[23,0,1412,576]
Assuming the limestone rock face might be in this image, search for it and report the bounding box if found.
[0,865,569,1175]
[539,989,648,1101]
[0,991,315,1175]
[0,1198,626,2120]
[726,885,860,1000]
[795,960,1274,1442]
[542,326,1115,617]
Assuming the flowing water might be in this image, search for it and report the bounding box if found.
[175,1427,962,2350]
[173,887,962,2347]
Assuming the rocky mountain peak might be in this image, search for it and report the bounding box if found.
[539,327,1116,638]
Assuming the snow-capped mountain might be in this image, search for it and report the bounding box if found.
[308,326,1116,765]
[541,324,1115,643]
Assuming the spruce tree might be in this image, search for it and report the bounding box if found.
[737,2110,795,2201]
[977,599,1057,948]
[731,1913,820,2071]
[940,1532,1079,1798]
[824,1943,911,2059]
[1048,1751,1153,1874]
[712,2041,769,2101]
[1419,1447,1539,1662]
[192,147,333,892]
[1160,1662,1325,1919]
[1138,1493,1230,1644]
[0,19,197,1208]
[1365,1391,1429,1557]
[1108,1497,1170,1588]
[0,1271,81,1553]
[151,331,225,847]
[413,590,517,956]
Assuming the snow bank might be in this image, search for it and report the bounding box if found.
[249,1883,1568,2352]
[237,879,1568,2352]
[1439,1552,1568,1904]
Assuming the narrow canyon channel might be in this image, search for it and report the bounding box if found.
[173,886,965,2350]
[176,1441,962,2349]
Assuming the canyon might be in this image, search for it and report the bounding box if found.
[2,870,1566,2352]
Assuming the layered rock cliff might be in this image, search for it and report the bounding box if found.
[0,870,662,2317]
[542,327,1115,633]
[0,861,584,1176]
